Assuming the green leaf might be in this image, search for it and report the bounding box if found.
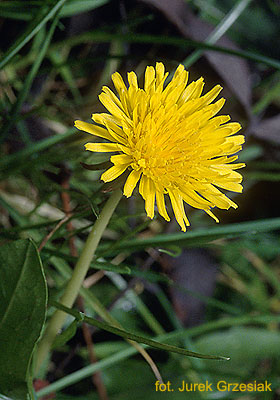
[98,217,280,255]
[0,239,47,400]
[51,301,229,361]
[52,320,79,350]
[60,0,109,17]
[158,246,182,257]
[91,261,131,274]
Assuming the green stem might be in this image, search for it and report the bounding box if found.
[35,189,122,373]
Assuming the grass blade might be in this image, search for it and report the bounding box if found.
[0,0,67,70]
[1,3,66,143]
[37,313,280,397]
[60,0,109,17]
[182,0,252,68]
[51,301,229,361]
[0,128,75,173]
[51,31,280,71]
[97,217,280,254]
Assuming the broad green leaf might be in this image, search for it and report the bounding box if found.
[0,239,47,400]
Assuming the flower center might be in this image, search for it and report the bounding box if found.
[138,158,146,168]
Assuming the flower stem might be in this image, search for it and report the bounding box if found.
[35,189,122,373]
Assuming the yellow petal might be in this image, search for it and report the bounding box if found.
[144,66,155,93]
[101,164,128,182]
[155,62,167,86]
[92,113,118,125]
[216,122,242,137]
[199,84,223,108]
[214,181,243,193]
[75,120,113,141]
[205,209,219,223]
[104,121,127,145]
[102,86,125,111]
[199,184,238,209]
[110,154,132,165]
[85,143,121,152]
[225,135,245,146]
[188,77,204,100]
[111,71,127,95]
[144,179,156,219]
[139,174,148,200]
[180,187,212,209]
[99,93,131,124]
[168,190,190,232]
[156,191,170,221]
[123,170,142,197]
[127,71,138,88]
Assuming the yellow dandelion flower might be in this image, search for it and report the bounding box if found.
[75,63,245,232]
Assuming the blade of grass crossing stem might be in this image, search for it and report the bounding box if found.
[0,0,67,70]
[95,217,280,254]
[0,8,63,143]
[50,301,230,360]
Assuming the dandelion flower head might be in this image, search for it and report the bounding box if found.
[75,63,245,231]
